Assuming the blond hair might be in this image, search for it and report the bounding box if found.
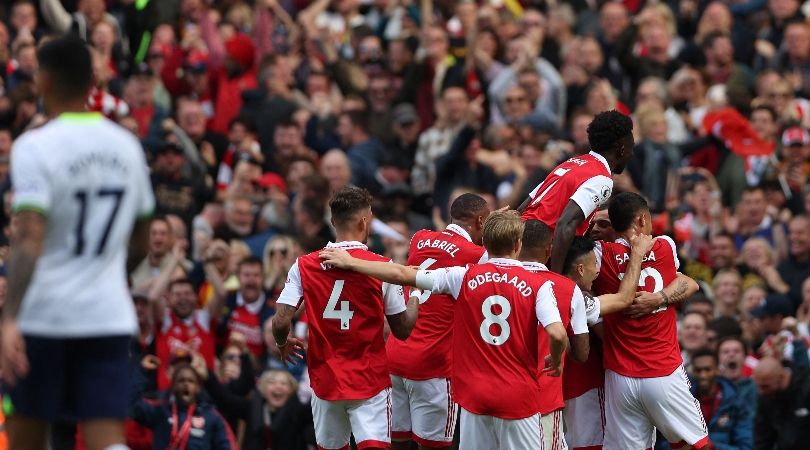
[258,369,298,397]
[482,211,524,256]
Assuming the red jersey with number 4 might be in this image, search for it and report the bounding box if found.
[387,225,486,380]
[453,261,555,420]
[294,245,405,401]
[531,269,577,414]
[521,151,613,235]
[593,236,682,378]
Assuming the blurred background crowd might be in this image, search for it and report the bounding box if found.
[0,0,808,449]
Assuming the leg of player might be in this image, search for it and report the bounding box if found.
[81,420,128,450]
[603,370,656,450]
[311,392,353,450]
[6,416,48,450]
[408,378,455,450]
[540,409,568,450]
[346,387,393,450]
[391,376,413,450]
[563,387,605,450]
[638,367,710,450]
[457,409,497,450]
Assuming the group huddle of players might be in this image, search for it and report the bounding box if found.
[269,111,711,450]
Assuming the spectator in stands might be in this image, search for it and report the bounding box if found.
[718,336,758,417]
[689,348,754,450]
[681,312,710,367]
[714,269,744,318]
[131,217,176,288]
[261,235,298,301]
[220,256,275,358]
[131,358,237,450]
[754,357,810,450]
[777,215,810,307]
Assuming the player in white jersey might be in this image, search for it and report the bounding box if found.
[1,36,154,450]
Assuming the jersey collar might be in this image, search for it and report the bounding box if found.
[487,257,523,267]
[237,292,266,314]
[445,223,473,242]
[326,241,368,250]
[521,261,549,272]
[589,150,612,174]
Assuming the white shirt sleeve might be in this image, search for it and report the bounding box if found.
[277,260,303,308]
[569,175,613,219]
[11,137,51,213]
[586,293,602,326]
[657,235,680,270]
[536,280,563,327]
[382,281,407,315]
[415,266,467,299]
[569,285,589,335]
[593,241,603,274]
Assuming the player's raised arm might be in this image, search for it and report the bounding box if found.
[595,233,654,316]
[548,200,586,273]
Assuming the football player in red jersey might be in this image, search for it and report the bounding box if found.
[272,186,420,450]
[594,193,709,450]
[320,211,568,450]
[389,193,489,450]
[518,110,635,273]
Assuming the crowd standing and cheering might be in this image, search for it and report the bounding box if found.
[0,0,807,449]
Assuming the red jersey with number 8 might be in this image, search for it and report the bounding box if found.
[292,243,406,401]
[521,151,613,235]
[593,236,682,378]
[387,225,486,380]
[453,260,556,419]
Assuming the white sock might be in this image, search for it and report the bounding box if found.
[103,445,131,450]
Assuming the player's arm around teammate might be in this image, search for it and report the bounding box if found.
[624,272,700,319]
[319,240,569,375]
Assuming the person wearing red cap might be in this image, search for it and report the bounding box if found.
[779,125,810,199]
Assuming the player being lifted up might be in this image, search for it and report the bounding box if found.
[2,36,155,450]
[594,192,708,450]
[272,186,418,450]
[518,110,635,272]
[320,211,568,450]
[389,193,489,450]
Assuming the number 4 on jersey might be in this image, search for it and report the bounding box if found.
[324,280,354,330]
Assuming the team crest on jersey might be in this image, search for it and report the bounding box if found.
[601,185,611,199]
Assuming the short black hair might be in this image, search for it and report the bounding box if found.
[275,117,300,130]
[717,335,748,355]
[522,219,552,250]
[608,192,648,233]
[230,114,257,134]
[587,110,633,155]
[238,255,263,271]
[37,35,93,101]
[691,348,718,364]
[701,30,731,50]
[709,316,743,340]
[563,237,595,275]
[450,193,488,222]
[685,295,714,311]
[330,186,373,228]
[168,278,195,292]
[340,110,370,133]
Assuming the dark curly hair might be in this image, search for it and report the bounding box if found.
[329,186,373,227]
[587,110,633,155]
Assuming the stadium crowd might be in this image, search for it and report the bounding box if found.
[0,0,809,449]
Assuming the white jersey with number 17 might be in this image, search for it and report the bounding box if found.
[11,112,154,338]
